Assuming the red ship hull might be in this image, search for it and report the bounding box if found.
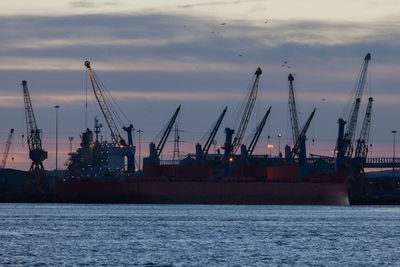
[56,172,350,205]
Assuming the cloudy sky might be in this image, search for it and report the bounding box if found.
[1,0,400,170]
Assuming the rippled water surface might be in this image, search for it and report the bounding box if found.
[1,204,400,266]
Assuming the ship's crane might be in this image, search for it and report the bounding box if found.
[337,53,371,160]
[247,106,271,156]
[354,97,373,160]
[22,80,48,192]
[288,74,300,144]
[0,129,14,169]
[197,107,227,159]
[290,108,316,161]
[84,61,135,171]
[84,61,127,147]
[231,67,262,153]
[154,105,181,158]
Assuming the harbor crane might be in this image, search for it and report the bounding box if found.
[196,107,227,160]
[0,129,14,169]
[289,108,316,163]
[354,97,373,161]
[22,80,48,192]
[231,67,262,153]
[336,53,371,163]
[84,61,135,171]
[288,74,300,144]
[247,106,271,156]
[146,105,181,164]
[285,73,315,162]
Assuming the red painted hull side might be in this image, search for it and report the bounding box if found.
[56,174,350,205]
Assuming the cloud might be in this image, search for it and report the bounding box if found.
[69,0,97,8]
[177,0,242,8]
[69,0,119,8]
[1,89,399,109]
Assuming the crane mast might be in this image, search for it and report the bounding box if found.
[288,74,300,144]
[355,97,373,159]
[0,129,14,169]
[22,80,48,192]
[201,107,227,157]
[84,61,126,146]
[247,106,271,156]
[232,67,262,153]
[340,53,371,159]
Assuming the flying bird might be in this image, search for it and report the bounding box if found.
[221,22,226,25]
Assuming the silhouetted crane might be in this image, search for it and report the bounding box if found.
[0,129,14,169]
[22,80,48,192]
[197,107,227,159]
[247,106,271,156]
[288,74,299,145]
[336,53,371,161]
[232,67,262,153]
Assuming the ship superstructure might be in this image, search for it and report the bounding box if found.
[66,117,133,179]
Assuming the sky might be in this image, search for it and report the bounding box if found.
[1,0,400,170]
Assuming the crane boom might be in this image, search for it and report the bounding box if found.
[0,129,14,169]
[84,61,126,146]
[291,108,316,159]
[288,74,299,144]
[202,107,227,156]
[342,53,371,158]
[156,105,181,157]
[247,106,271,156]
[232,67,262,153]
[355,97,373,159]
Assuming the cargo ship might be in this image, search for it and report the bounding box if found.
[53,63,350,205]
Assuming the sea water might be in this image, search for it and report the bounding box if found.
[0,204,399,266]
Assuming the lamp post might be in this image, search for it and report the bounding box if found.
[68,137,74,153]
[267,144,274,157]
[137,129,143,171]
[277,133,282,157]
[54,105,60,177]
[392,130,397,193]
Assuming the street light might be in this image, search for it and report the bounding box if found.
[277,133,282,157]
[267,144,274,157]
[137,129,143,171]
[392,130,397,193]
[68,137,74,153]
[54,105,60,177]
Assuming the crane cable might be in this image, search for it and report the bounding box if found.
[92,71,132,128]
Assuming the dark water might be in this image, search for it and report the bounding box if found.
[1,204,400,266]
